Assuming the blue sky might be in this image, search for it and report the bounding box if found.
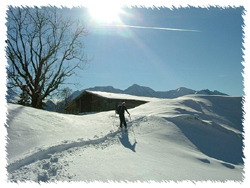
[65,6,244,96]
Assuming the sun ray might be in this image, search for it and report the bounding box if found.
[88,5,123,24]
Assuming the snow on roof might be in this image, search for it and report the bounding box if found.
[85,90,158,102]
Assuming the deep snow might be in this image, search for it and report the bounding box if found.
[5,94,245,184]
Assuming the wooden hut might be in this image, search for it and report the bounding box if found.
[64,90,154,115]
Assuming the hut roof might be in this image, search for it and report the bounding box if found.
[85,90,158,102]
[65,90,159,110]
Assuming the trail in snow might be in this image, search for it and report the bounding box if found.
[7,121,140,182]
[7,130,117,173]
[7,120,138,173]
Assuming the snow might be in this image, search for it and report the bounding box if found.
[85,90,159,102]
[4,94,246,185]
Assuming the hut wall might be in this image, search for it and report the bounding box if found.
[65,101,78,114]
[79,92,92,112]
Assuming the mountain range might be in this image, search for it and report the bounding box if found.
[6,84,228,113]
[79,84,228,99]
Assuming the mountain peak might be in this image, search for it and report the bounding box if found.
[130,84,140,87]
[86,86,123,93]
[176,87,195,92]
[124,84,157,97]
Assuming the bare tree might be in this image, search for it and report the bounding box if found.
[60,87,72,106]
[6,6,88,109]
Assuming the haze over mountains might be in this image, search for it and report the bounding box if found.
[77,84,228,99]
[5,84,229,105]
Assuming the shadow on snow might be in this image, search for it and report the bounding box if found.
[118,131,137,152]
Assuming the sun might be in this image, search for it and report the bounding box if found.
[88,6,122,23]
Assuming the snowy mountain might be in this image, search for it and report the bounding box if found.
[157,87,196,98]
[6,94,244,182]
[83,84,228,99]
[195,89,228,95]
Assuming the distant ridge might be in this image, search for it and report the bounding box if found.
[82,84,228,99]
[6,84,228,113]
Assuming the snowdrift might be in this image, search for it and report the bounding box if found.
[5,95,244,182]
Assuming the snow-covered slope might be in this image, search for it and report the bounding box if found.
[5,95,244,182]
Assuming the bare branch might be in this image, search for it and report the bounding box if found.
[6,6,89,108]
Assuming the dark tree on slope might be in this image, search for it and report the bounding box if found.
[18,85,31,106]
[6,6,88,109]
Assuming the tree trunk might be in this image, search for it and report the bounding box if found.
[31,93,43,109]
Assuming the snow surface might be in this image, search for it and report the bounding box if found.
[85,90,159,102]
[5,94,245,184]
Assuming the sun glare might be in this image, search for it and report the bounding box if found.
[88,6,122,23]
